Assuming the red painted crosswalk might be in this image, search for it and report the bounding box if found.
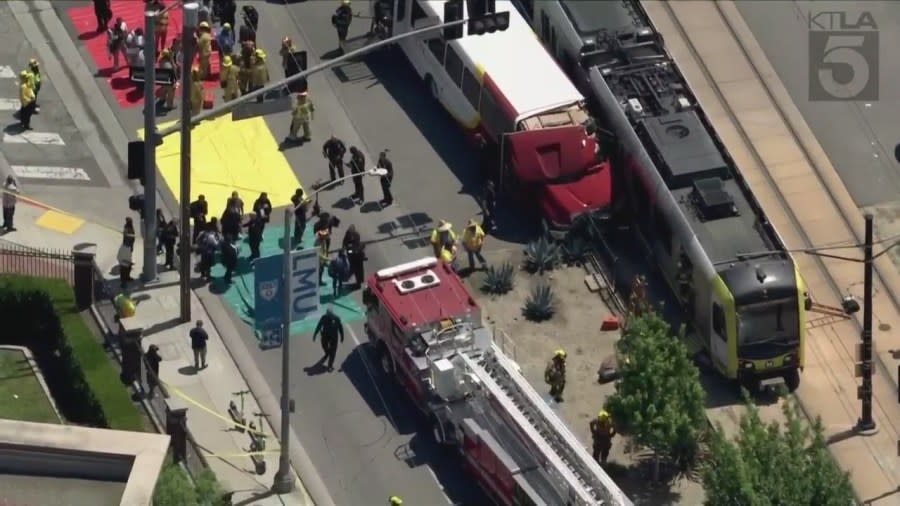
[67,0,220,108]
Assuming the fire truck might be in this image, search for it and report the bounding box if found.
[362,257,632,506]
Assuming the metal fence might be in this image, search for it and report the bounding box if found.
[0,240,74,284]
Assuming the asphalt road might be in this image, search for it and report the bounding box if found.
[735,0,900,209]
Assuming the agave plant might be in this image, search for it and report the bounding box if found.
[562,234,590,265]
[522,282,556,321]
[481,262,515,295]
[523,237,561,274]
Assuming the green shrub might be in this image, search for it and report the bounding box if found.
[0,275,143,431]
[523,237,561,274]
[154,460,225,506]
[522,282,556,321]
[481,262,515,295]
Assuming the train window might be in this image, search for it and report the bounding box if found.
[549,26,557,54]
[540,12,550,42]
[397,0,406,21]
[462,69,481,109]
[655,216,672,254]
[427,38,445,64]
[713,303,726,339]
[411,0,427,23]
[444,45,464,87]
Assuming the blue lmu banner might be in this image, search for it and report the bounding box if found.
[254,248,320,346]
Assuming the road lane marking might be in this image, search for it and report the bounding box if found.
[0,98,20,110]
[11,165,91,181]
[0,66,15,79]
[3,131,66,145]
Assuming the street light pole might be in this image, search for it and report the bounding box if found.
[179,2,199,323]
[142,10,158,282]
[857,213,876,432]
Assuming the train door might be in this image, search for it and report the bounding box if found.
[710,297,729,373]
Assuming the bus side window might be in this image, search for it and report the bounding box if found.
[462,68,481,109]
[411,0,426,23]
[427,38,446,64]
[444,45,464,87]
[397,0,406,21]
[712,303,726,340]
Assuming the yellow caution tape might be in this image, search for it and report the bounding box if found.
[0,187,121,234]
[162,380,269,437]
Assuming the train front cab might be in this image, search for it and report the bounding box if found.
[708,261,806,392]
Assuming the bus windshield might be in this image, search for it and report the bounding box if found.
[736,298,799,346]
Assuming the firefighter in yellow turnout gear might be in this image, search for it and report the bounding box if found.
[197,21,213,79]
[589,410,616,464]
[219,55,240,102]
[250,49,270,100]
[159,48,177,109]
[544,349,567,402]
[289,91,315,141]
[189,67,203,115]
[430,220,457,262]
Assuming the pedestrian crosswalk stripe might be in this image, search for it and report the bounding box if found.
[0,66,15,79]
[0,98,19,111]
[12,165,90,181]
[3,132,65,146]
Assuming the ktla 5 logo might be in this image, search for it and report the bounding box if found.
[808,10,879,101]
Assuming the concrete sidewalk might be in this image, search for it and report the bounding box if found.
[1,201,312,505]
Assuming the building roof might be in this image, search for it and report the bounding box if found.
[421,0,584,121]
[369,257,479,330]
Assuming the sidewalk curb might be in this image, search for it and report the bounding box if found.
[196,289,335,506]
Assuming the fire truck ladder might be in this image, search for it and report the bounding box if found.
[459,347,633,506]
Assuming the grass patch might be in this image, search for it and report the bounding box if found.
[0,275,144,432]
[0,348,59,424]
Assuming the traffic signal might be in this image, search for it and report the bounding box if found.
[127,140,145,185]
[468,11,509,35]
[443,0,464,40]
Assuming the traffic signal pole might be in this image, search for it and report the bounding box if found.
[142,10,158,283]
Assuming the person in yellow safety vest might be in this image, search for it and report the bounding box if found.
[17,71,36,130]
[113,293,136,318]
[189,67,203,115]
[27,59,41,111]
[589,410,617,465]
[289,91,315,142]
[220,55,240,102]
[430,220,456,259]
[280,36,298,76]
[158,48,177,109]
[461,218,487,272]
[544,349,567,402]
[389,496,403,505]
[249,48,270,102]
[197,21,213,79]
[316,228,331,285]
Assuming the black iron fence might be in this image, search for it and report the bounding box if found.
[0,240,74,284]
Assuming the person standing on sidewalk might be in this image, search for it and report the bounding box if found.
[16,71,36,130]
[481,179,497,232]
[331,0,354,54]
[244,212,264,261]
[461,219,487,272]
[221,236,238,284]
[322,135,346,183]
[348,146,365,205]
[161,219,179,270]
[313,308,344,372]
[117,241,134,289]
[93,0,112,33]
[26,59,41,112]
[122,217,136,250]
[328,249,350,298]
[189,320,209,371]
[291,188,310,247]
[2,176,20,232]
[288,91,315,143]
[377,150,393,206]
[220,55,240,102]
[252,192,272,224]
[145,344,163,399]
[342,225,365,288]
[190,194,208,244]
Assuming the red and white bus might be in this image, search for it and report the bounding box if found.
[374,0,613,234]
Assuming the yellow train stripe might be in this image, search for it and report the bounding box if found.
[139,116,303,209]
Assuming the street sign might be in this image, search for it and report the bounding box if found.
[254,247,321,338]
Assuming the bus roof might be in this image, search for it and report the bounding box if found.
[420,0,584,121]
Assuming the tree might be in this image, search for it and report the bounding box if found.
[604,307,707,481]
[154,462,225,506]
[703,398,855,506]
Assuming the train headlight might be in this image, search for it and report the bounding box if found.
[741,361,755,370]
[783,354,794,364]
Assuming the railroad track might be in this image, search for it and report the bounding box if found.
[643,0,900,499]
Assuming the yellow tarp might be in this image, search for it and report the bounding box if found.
[139,116,302,210]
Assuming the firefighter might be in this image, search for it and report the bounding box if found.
[238,41,254,95]
[197,21,213,79]
[250,49,270,102]
[544,349,567,402]
[288,91,315,142]
[220,55,239,102]
[332,0,353,54]
[189,66,203,115]
[313,308,344,372]
[590,410,617,465]
[316,227,331,285]
[461,219,487,271]
[430,220,456,259]
[159,48,177,109]
[322,135,346,182]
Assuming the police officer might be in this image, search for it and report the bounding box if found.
[322,135,346,183]
[544,349,567,402]
[291,188,309,247]
[252,192,273,224]
[342,225,365,288]
[313,307,344,371]
[348,146,365,204]
[190,66,203,115]
[589,410,617,465]
[161,219,178,270]
[289,91,315,142]
[222,236,239,284]
[332,0,354,54]
[220,54,240,102]
[481,179,497,232]
[250,49,270,103]
[377,150,393,206]
[159,48,178,110]
[244,212,264,260]
[189,194,208,244]
[197,21,213,79]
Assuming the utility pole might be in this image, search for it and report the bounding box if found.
[857,213,876,432]
[179,2,198,323]
[273,207,295,493]
[142,10,158,282]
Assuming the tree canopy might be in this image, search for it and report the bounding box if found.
[703,399,855,506]
[154,462,224,506]
[604,308,707,476]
